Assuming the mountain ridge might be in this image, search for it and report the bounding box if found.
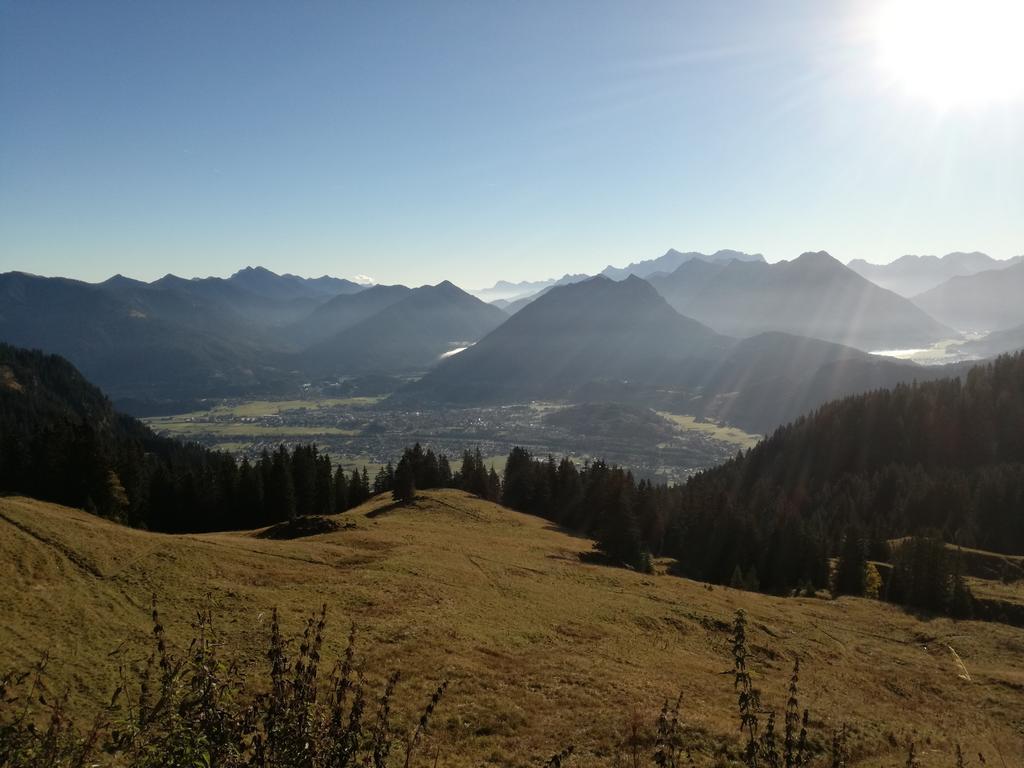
[912,261,1024,332]
[847,252,1023,296]
[648,251,955,350]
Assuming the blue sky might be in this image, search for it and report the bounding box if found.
[1,1,1022,288]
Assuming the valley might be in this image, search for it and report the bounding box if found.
[143,397,761,483]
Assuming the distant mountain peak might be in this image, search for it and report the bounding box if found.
[793,250,838,264]
[100,274,147,288]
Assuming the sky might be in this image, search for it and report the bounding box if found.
[1,1,1022,289]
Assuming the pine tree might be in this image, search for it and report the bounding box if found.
[314,453,334,516]
[393,457,415,503]
[236,457,264,526]
[334,466,349,513]
[834,524,867,596]
[348,467,366,508]
[266,446,296,522]
[730,564,746,590]
[373,464,391,495]
[438,454,453,487]
[594,477,644,570]
[487,466,501,502]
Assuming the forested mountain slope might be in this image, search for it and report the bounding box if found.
[680,352,1024,556]
[0,344,370,532]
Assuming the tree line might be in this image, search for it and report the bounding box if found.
[496,446,978,617]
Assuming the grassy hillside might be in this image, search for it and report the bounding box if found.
[2,490,1022,766]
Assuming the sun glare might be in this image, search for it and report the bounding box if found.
[875,0,1024,108]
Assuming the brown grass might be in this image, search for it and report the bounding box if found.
[1,491,1022,767]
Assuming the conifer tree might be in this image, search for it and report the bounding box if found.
[834,524,867,596]
[438,454,453,487]
[393,456,415,503]
[266,446,296,522]
[487,466,502,501]
[348,467,366,508]
[314,453,334,516]
[334,466,349,513]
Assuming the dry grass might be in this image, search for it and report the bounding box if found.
[1,491,1022,767]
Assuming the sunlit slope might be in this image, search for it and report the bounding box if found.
[2,490,1022,766]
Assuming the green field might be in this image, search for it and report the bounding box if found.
[141,397,380,439]
[171,396,384,419]
[142,420,361,438]
[658,412,763,449]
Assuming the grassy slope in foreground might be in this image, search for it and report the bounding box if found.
[2,490,1022,767]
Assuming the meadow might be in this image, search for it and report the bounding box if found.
[2,490,1021,766]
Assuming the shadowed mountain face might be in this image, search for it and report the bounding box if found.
[647,251,955,351]
[302,281,508,375]
[147,269,360,329]
[283,284,412,347]
[0,272,279,400]
[912,262,1024,333]
[846,252,1019,297]
[600,248,764,281]
[404,276,733,404]
[498,285,555,315]
[0,269,509,399]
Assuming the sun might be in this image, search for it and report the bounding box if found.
[874,0,1024,108]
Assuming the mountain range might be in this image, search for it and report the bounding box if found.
[4,246,1022,431]
[0,269,503,402]
[403,274,948,432]
[912,261,1024,332]
[600,248,764,281]
[847,252,1023,297]
[0,271,278,401]
[646,251,954,350]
